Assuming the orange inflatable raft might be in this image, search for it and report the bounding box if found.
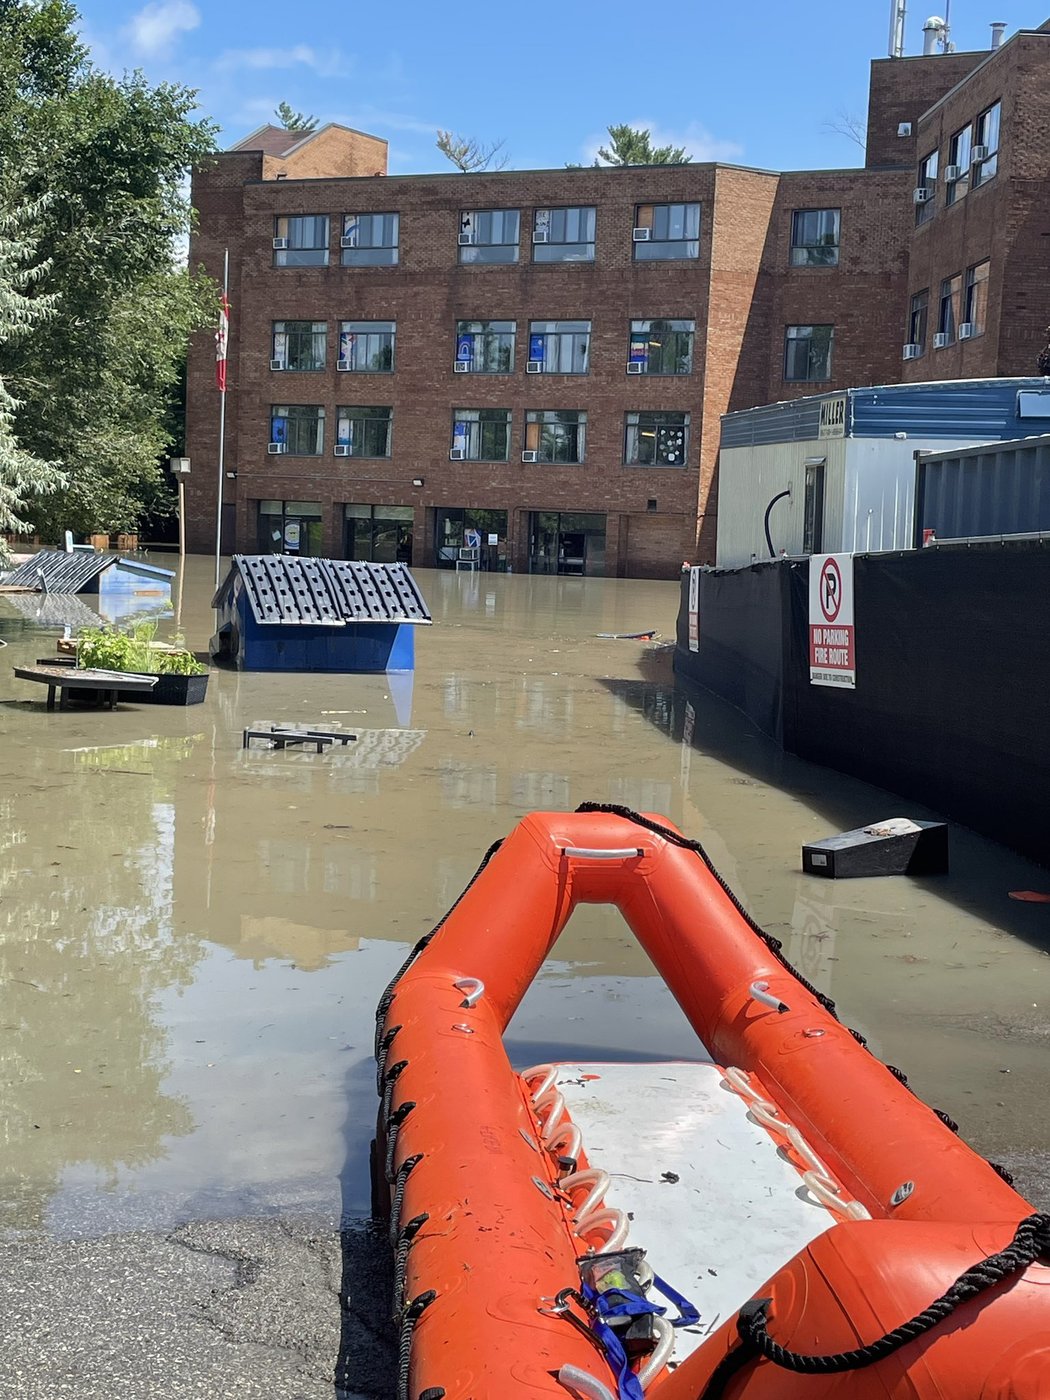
[372,806,1050,1399]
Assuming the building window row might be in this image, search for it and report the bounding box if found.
[266,406,691,467]
[270,318,696,377]
[789,209,841,267]
[274,203,702,268]
[905,259,989,356]
[914,100,1000,225]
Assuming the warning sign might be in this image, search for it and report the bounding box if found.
[687,566,700,652]
[809,553,855,689]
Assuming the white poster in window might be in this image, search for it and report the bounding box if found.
[809,553,855,688]
[487,533,498,546]
[284,521,301,551]
[687,566,700,653]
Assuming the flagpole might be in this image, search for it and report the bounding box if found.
[214,247,229,588]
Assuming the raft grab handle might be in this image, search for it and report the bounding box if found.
[560,846,644,860]
[749,980,790,1014]
[453,976,485,1008]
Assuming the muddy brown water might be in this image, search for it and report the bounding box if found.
[0,556,1048,1239]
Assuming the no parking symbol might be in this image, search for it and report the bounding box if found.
[809,553,856,689]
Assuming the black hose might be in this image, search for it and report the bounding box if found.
[763,488,791,558]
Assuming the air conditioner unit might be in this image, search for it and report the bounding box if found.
[267,442,287,454]
[336,358,351,371]
[942,164,960,182]
[449,448,466,461]
[627,362,644,375]
[272,237,289,250]
[933,331,950,349]
[902,343,922,360]
[458,232,474,246]
[913,187,933,204]
[532,229,549,243]
[453,361,470,373]
[521,450,539,463]
[333,444,352,456]
[269,359,285,371]
[958,321,976,339]
[971,144,988,163]
[526,359,544,374]
[632,227,651,242]
[897,121,913,137]
[340,235,357,249]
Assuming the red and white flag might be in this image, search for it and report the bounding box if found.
[215,293,230,392]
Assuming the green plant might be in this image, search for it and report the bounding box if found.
[76,620,206,675]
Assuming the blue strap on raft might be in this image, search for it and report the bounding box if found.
[581,1273,701,1400]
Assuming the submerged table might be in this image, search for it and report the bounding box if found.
[13,665,158,711]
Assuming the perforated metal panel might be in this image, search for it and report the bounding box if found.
[218,556,431,626]
[2,549,112,593]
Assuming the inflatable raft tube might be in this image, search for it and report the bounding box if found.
[372,806,1050,1399]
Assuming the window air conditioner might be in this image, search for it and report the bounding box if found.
[340,235,357,249]
[453,361,470,373]
[336,358,351,371]
[971,144,988,163]
[269,359,285,371]
[272,237,289,249]
[334,444,351,456]
[902,343,921,360]
[449,448,466,461]
[267,442,287,454]
[632,228,651,242]
[913,187,933,204]
[526,359,544,373]
[627,362,644,375]
[958,322,975,339]
[521,450,539,462]
[532,229,549,243]
[942,164,960,182]
[458,232,475,246]
[933,331,950,349]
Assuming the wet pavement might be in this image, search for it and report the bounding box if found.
[0,556,1048,1396]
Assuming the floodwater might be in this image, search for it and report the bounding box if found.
[1,556,1049,1241]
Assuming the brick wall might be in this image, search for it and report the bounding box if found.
[866,52,989,169]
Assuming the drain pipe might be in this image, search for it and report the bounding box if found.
[763,486,792,558]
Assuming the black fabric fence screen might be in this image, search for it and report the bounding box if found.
[675,544,1050,865]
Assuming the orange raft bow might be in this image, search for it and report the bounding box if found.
[372,807,1050,1399]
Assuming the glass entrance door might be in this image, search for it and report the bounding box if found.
[527,512,606,575]
[343,504,414,563]
[257,500,324,556]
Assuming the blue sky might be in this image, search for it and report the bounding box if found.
[77,1,1050,174]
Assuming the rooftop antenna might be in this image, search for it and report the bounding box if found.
[889,0,907,57]
[943,0,953,50]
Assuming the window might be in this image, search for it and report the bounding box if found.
[524,410,586,463]
[271,321,326,371]
[258,500,323,555]
[938,272,963,344]
[455,320,515,373]
[633,203,700,260]
[459,209,520,264]
[270,405,324,455]
[273,216,329,267]
[790,209,840,267]
[344,504,414,564]
[628,319,694,375]
[908,289,929,353]
[973,102,1000,187]
[338,321,395,372]
[946,125,971,205]
[341,213,399,266]
[964,260,990,336]
[803,463,825,554]
[527,320,590,374]
[451,409,511,461]
[336,406,392,457]
[624,412,690,467]
[435,508,508,567]
[916,149,938,225]
[784,325,833,382]
[532,207,596,262]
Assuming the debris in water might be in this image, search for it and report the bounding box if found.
[1009,890,1050,902]
[660,1171,680,1184]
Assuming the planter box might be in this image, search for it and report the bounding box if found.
[117,671,209,705]
[116,533,139,551]
[88,533,110,550]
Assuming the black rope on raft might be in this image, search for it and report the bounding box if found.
[376,1024,403,1094]
[574,804,1004,1177]
[396,1290,437,1400]
[698,1214,1050,1397]
[384,1101,416,1183]
[391,1212,429,1321]
[388,1154,423,1246]
[380,1060,409,1129]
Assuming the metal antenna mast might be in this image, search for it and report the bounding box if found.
[888,0,908,57]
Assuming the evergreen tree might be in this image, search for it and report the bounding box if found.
[571,125,691,168]
[275,102,318,132]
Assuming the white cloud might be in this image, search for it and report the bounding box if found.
[215,45,351,79]
[125,0,200,60]
[580,120,744,166]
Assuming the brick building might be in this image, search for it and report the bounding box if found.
[184,22,1050,578]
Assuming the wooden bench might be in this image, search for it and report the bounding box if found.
[13,665,159,711]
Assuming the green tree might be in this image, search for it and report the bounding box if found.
[435,130,508,172]
[275,101,318,132]
[571,124,691,168]
[0,1,218,540]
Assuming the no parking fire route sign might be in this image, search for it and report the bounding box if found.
[809,553,856,689]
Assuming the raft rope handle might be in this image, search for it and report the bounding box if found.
[576,1207,630,1253]
[749,981,790,1014]
[800,1170,872,1222]
[561,846,646,860]
[522,1064,559,1101]
[535,1087,568,1143]
[453,976,485,1009]
[547,1122,583,1170]
[699,1213,1050,1399]
[561,1168,612,1223]
[637,1317,675,1390]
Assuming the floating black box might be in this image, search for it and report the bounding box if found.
[802,819,949,879]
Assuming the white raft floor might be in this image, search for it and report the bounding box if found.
[555,1061,838,1362]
